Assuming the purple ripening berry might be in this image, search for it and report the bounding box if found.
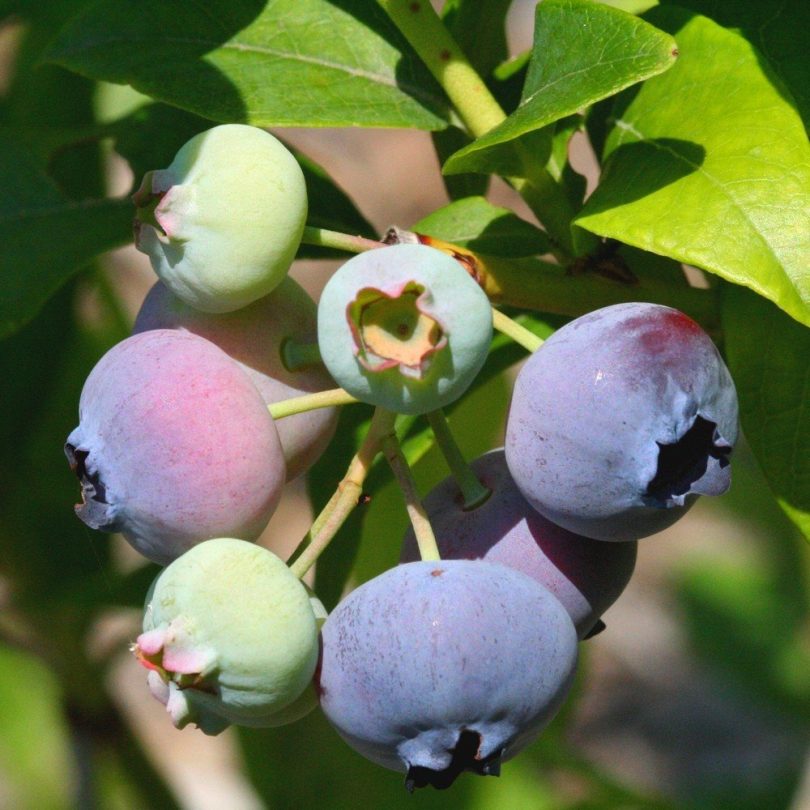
[401,449,636,638]
[65,330,286,564]
[133,277,338,481]
[318,559,578,790]
[506,303,739,541]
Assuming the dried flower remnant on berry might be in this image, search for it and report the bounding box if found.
[317,244,492,415]
[348,282,446,379]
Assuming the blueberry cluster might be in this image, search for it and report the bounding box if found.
[65,125,740,790]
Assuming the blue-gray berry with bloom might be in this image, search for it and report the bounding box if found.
[401,449,636,638]
[506,303,739,541]
[318,559,577,790]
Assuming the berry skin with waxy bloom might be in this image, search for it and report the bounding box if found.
[133,123,307,313]
[133,277,338,481]
[506,303,739,542]
[400,449,637,638]
[317,244,493,415]
[134,538,320,735]
[318,559,578,790]
[65,330,286,564]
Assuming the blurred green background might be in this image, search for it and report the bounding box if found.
[1,3,808,808]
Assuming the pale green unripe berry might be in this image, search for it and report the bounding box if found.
[317,244,493,415]
[133,124,307,313]
[254,585,328,727]
[133,538,319,735]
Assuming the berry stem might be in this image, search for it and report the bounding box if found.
[376,0,581,255]
[377,0,506,139]
[426,410,491,509]
[510,165,581,261]
[492,308,544,353]
[280,337,323,372]
[288,408,397,579]
[479,254,720,334]
[300,225,382,254]
[300,223,721,335]
[269,388,360,420]
[380,424,441,562]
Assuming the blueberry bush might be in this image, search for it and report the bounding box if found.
[1,0,808,807]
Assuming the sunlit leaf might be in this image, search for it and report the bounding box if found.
[576,9,810,327]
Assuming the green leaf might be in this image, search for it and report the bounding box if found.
[599,0,658,12]
[0,644,73,810]
[722,285,810,541]
[490,50,531,115]
[46,0,448,129]
[0,124,104,165]
[295,151,376,257]
[443,0,677,174]
[443,127,553,179]
[0,135,132,339]
[576,9,810,327]
[431,127,490,200]
[547,115,588,209]
[414,196,552,257]
[442,0,511,77]
[662,0,810,131]
[0,289,116,594]
[109,103,216,184]
[676,557,810,717]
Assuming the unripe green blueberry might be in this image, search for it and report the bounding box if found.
[317,244,493,414]
[133,124,307,313]
[257,585,328,727]
[133,538,319,735]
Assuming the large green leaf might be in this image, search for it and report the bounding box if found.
[414,196,552,257]
[443,0,677,174]
[46,0,448,129]
[722,285,810,541]
[663,0,810,131]
[0,135,131,339]
[576,9,810,327]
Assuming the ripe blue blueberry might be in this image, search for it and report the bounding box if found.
[317,244,492,415]
[400,449,636,638]
[318,559,578,790]
[505,303,739,541]
[65,330,286,564]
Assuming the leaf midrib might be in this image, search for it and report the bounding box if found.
[522,50,667,108]
[55,34,446,113]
